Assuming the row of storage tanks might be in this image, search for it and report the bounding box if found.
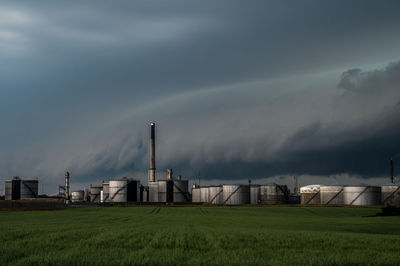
[192,184,289,205]
[68,179,400,206]
[192,183,400,206]
[70,178,191,203]
[300,184,400,206]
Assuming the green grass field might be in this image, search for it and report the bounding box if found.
[1,206,399,265]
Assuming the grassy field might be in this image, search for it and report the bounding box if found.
[1,206,399,265]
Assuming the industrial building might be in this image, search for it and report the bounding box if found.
[146,123,190,203]
[4,177,38,200]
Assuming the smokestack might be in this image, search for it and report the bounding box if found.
[167,168,173,180]
[177,175,181,181]
[65,171,70,204]
[390,158,394,184]
[149,122,156,183]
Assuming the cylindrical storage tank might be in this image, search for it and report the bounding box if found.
[20,180,39,199]
[109,179,128,202]
[149,182,159,202]
[4,180,12,200]
[71,190,84,203]
[90,186,102,203]
[141,186,149,202]
[250,185,260,204]
[320,185,345,205]
[102,182,109,202]
[381,184,400,206]
[173,180,189,202]
[191,186,201,203]
[259,184,288,204]
[200,186,209,203]
[343,186,381,206]
[300,185,320,205]
[208,186,223,204]
[157,180,168,202]
[222,185,250,205]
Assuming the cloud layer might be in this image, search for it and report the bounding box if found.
[0,1,400,193]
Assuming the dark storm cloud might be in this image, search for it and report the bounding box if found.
[65,60,400,186]
[1,1,400,192]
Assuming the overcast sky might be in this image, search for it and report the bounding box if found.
[1,1,400,194]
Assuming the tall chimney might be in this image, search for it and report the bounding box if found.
[390,158,394,184]
[149,122,156,183]
[65,171,70,203]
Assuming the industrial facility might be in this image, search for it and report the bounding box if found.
[2,123,400,207]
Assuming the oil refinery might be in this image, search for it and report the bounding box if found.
[2,122,400,207]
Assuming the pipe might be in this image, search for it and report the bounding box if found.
[65,171,70,203]
[391,158,394,184]
[149,122,156,183]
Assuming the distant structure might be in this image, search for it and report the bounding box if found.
[149,122,156,183]
[5,176,38,200]
[65,172,70,204]
[390,158,394,184]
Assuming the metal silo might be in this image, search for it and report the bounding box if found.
[90,186,102,203]
[173,180,190,202]
[102,182,109,202]
[109,178,140,202]
[200,186,209,203]
[4,180,13,200]
[208,186,223,204]
[343,186,381,206]
[222,185,250,205]
[140,185,149,202]
[5,177,22,200]
[250,185,260,204]
[191,185,201,203]
[259,184,288,204]
[157,180,174,202]
[300,185,321,205]
[20,180,38,199]
[149,181,159,202]
[320,185,345,205]
[381,184,400,206]
[71,190,84,203]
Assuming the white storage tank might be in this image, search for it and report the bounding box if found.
[259,184,288,204]
[381,184,400,206]
[192,185,201,203]
[200,186,209,203]
[320,185,345,205]
[208,186,223,204]
[222,185,250,205]
[149,181,159,202]
[20,180,39,199]
[109,178,140,202]
[71,190,84,203]
[90,186,102,203]
[300,185,321,205]
[343,186,381,206]
[250,185,260,204]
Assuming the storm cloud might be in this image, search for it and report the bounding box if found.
[0,1,400,193]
